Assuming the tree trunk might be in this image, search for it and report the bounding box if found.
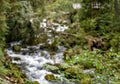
[114,0,119,20]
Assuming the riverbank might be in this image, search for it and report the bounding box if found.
[0,76,12,84]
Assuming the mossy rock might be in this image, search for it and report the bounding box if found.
[50,69,59,74]
[33,81,39,84]
[24,80,39,84]
[40,43,51,50]
[12,45,21,52]
[45,74,56,81]
[40,43,58,51]
[49,45,58,51]
[13,57,21,61]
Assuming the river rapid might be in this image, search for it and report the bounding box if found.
[6,43,67,84]
[6,19,79,84]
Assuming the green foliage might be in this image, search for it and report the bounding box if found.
[65,50,120,83]
[0,48,4,58]
[0,0,9,79]
[110,33,120,52]
[0,0,120,83]
[64,65,83,80]
[74,0,120,52]
[0,66,9,76]
[80,18,97,33]
[45,49,120,83]
[44,63,59,72]
[6,0,42,45]
[0,0,9,48]
[0,15,8,48]
[46,0,73,12]
[29,0,44,12]
[80,0,113,34]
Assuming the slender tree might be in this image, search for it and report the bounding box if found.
[114,0,119,19]
[0,0,9,48]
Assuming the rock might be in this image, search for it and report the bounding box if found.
[24,80,40,84]
[13,57,21,61]
[45,74,56,81]
[12,45,21,52]
[83,69,95,74]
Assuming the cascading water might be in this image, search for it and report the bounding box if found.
[6,43,66,84]
[6,19,77,84]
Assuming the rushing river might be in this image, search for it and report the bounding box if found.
[6,43,67,84]
[6,44,79,84]
[6,19,79,84]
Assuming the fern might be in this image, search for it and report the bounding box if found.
[0,66,9,77]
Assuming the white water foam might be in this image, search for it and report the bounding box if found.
[6,45,66,84]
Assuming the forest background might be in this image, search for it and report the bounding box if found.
[0,0,120,84]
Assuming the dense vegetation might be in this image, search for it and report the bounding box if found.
[0,0,120,84]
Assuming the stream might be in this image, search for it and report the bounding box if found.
[6,19,79,84]
[6,43,66,84]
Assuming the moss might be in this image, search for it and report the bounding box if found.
[24,80,39,84]
[45,74,56,81]
[12,45,21,52]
